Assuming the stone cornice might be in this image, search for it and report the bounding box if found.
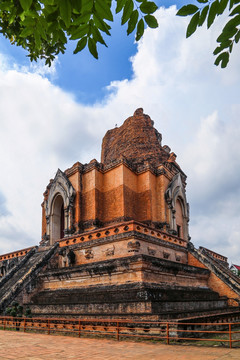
[63,157,186,181]
[0,246,37,262]
[57,220,188,249]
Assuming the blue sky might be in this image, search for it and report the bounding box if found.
[1,3,240,264]
[1,10,137,103]
[0,0,189,103]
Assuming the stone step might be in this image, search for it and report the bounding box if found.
[0,243,58,313]
[188,242,240,299]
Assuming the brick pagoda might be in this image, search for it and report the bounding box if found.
[0,109,240,322]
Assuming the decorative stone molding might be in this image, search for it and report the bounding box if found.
[163,252,170,259]
[147,247,156,256]
[165,173,189,241]
[85,249,94,259]
[44,169,76,244]
[127,240,141,253]
[59,248,76,267]
[104,246,115,257]
[176,254,181,262]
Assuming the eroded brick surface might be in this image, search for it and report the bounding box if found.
[101,108,170,167]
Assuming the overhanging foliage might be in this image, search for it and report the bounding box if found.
[177,0,240,68]
[0,0,158,65]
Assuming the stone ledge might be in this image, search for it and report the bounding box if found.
[43,254,210,278]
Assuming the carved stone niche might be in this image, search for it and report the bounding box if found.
[147,247,156,256]
[163,252,170,260]
[85,249,94,259]
[59,248,76,267]
[103,246,115,257]
[127,240,141,253]
[175,254,181,262]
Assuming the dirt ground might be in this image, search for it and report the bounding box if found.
[0,330,240,360]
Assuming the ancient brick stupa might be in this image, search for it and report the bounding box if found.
[1,109,240,321]
[41,107,189,243]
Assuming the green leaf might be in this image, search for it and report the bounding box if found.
[71,0,82,12]
[46,9,59,23]
[135,18,144,41]
[230,4,240,16]
[19,0,33,11]
[213,39,231,54]
[91,25,107,45]
[82,0,94,12]
[70,24,89,39]
[127,10,139,35]
[140,1,158,14]
[218,0,229,14]
[88,37,98,58]
[73,36,88,53]
[186,11,200,37]
[121,0,134,25]
[223,14,240,31]
[116,0,126,13]
[59,0,72,27]
[235,29,240,43]
[214,51,229,67]
[217,26,238,42]
[144,14,158,28]
[34,31,41,50]
[197,0,208,3]
[198,5,209,26]
[44,0,55,5]
[22,15,36,26]
[213,46,224,55]
[72,12,91,25]
[95,0,113,21]
[230,0,240,10]
[20,27,34,37]
[20,12,26,21]
[37,20,47,40]
[177,4,199,16]
[93,13,111,35]
[207,0,219,28]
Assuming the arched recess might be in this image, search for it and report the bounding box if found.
[175,198,184,238]
[51,194,65,242]
[44,169,76,245]
[165,173,189,240]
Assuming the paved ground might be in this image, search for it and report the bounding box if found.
[0,331,240,360]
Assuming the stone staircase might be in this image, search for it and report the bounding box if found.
[0,244,58,313]
[0,247,38,289]
[188,242,240,299]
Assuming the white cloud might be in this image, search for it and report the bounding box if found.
[0,6,240,264]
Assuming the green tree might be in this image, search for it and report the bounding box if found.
[5,301,32,317]
[177,0,240,68]
[0,0,158,65]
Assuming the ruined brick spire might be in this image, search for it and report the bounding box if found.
[101,108,170,167]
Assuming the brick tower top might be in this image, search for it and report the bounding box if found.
[101,108,171,168]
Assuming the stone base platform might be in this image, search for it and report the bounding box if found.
[28,281,229,320]
[22,253,232,321]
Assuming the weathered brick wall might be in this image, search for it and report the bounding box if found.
[74,163,174,230]
[101,108,169,167]
[41,205,47,239]
[41,109,187,238]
